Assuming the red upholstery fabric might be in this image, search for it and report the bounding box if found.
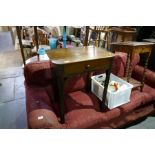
[24,61,53,86]
[112,52,127,77]
[28,109,61,129]
[112,52,140,77]
[24,53,155,129]
[64,91,106,128]
[92,103,155,129]
[64,74,87,94]
[25,84,54,113]
[63,84,155,128]
[132,65,155,88]
[25,84,61,128]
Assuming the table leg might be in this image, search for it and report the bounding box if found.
[98,32,101,47]
[16,26,26,65]
[140,52,151,92]
[124,52,130,79]
[86,72,91,92]
[56,69,65,124]
[107,31,110,50]
[127,52,133,82]
[101,68,111,111]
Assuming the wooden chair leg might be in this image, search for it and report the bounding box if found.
[16,26,26,65]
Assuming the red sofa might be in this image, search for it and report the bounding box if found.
[24,52,155,128]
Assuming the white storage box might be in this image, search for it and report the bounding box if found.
[91,73,133,109]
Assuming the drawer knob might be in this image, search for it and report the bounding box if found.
[85,64,90,69]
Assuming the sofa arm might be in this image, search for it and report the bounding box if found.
[24,60,54,86]
[25,84,61,128]
[132,65,155,88]
[28,109,61,129]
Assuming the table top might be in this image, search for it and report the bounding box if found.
[143,38,155,43]
[46,46,114,65]
[111,27,136,34]
[111,41,154,47]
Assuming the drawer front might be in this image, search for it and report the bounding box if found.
[85,58,112,71]
[64,58,112,76]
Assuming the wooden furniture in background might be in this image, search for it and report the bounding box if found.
[47,46,114,123]
[33,26,39,52]
[89,26,111,49]
[84,27,136,50]
[84,26,111,49]
[32,28,49,47]
[111,41,154,91]
[16,26,26,65]
[84,26,89,46]
[16,26,39,65]
[111,27,136,42]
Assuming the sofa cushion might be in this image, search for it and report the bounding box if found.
[106,102,155,129]
[64,91,107,128]
[64,83,155,128]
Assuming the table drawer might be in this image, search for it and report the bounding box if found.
[64,58,112,76]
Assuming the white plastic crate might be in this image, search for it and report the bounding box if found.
[91,73,133,109]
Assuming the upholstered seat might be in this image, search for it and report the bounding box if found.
[62,84,155,129]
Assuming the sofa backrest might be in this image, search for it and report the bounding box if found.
[112,52,140,77]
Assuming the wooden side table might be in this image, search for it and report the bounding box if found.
[111,41,154,91]
[47,46,114,123]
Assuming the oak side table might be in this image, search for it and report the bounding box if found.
[111,41,154,91]
[47,46,114,123]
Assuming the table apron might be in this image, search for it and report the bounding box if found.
[62,58,112,76]
[112,45,152,54]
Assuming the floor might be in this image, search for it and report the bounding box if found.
[0,31,155,129]
[127,116,155,129]
[0,31,27,129]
